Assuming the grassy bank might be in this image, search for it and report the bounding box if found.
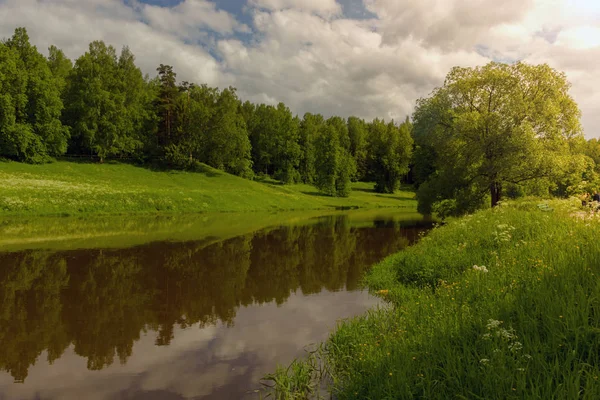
[0,161,415,216]
[266,199,600,399]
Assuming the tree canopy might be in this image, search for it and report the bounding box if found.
[412,61,582,216]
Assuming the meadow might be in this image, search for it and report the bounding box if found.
[0,161,415,216]
[265,199,600,399]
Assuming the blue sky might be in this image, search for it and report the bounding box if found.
[1,0,599,136]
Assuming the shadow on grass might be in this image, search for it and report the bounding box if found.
[353,187,376,194]
[300,191,332,198]
[375,194,414,201]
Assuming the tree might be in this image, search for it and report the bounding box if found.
[367,118,413,193]
[116,47,154,158]
[64,41,122,161]
[348,116,368,180]
[0,28,69,162]
[155,64,179,149]
[314,123,356,197]
[249,103,301,183]
[413,61,582,216]
[299,113,323,184]
[47,45,72,96]
[202,87,253,177]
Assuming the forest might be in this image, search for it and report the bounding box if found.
[2,27,600,215]
[0,27,412,198]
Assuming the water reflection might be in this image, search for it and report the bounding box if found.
[0,213,430,399]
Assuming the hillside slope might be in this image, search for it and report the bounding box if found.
[0,161,415,216]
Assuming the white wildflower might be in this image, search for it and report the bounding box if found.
[473,265,489,273]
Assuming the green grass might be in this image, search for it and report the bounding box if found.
[265,198,600,399]
[0,161,415,216]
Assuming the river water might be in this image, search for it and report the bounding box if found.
[0,210,431,399]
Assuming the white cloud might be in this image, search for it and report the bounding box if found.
[249,0,342,17]
[0,0,599,136]
[142,0,250,40]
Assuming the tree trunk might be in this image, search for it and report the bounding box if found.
[490,181,502,207]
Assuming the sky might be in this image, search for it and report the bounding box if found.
[1,0,599,137]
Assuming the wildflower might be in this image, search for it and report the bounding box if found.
[479,359,490,364]
[376,289,389,295]
[389,372,393,376]
[473,265,489,273]
[486,319,502,330]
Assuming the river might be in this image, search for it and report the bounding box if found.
[0,209,431,399]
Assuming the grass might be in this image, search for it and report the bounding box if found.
[264,198,600,399]
[0,161,415,216]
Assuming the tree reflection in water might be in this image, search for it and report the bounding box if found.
[0,215,429,382]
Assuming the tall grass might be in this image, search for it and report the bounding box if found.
[265,199,600,399]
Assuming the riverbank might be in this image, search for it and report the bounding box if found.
[266,198,600,399]
[0,161,415,216]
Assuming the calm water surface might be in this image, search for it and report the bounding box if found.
[0,211,431,399]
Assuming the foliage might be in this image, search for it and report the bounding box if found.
[249,103,302,183]
[298,113,323,184]
[0,28,69,163]
[348,116,368,181]
[413,62,583,215]
[367,117,413,193]
[314,123,356,197]
[269,199,600,399]
[64,41,151,161]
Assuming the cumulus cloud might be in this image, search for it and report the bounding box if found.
[0,0,599,136]
[142,0,251,40]
[249,0,342,17]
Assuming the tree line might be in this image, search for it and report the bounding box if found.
[0,28,412,197]
[2,27,597,211]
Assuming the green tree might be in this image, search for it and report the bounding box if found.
[413,61,582,215]
[314,123,356,197]
[155,64,179,149]
[47,45,72,96]
[298,113,323,184]
[116,47,154,158]
[367,117,413,193]
[348,116,368,180]
[202,87,253,177]
[64,41,122,161]
[249,103,301,183]
[0,28,69,162]
[65,43,152,161]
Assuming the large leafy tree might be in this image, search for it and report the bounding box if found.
[65,42,151,161]
[413,61,582,216]
[348,116,368,181]
[0,28,69,162]
[298,113,323,184]
[249,103,301,183]
[202,87,253,177]
[47,45,72,96]
[314,120,356,197]
[367,117,413,193]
